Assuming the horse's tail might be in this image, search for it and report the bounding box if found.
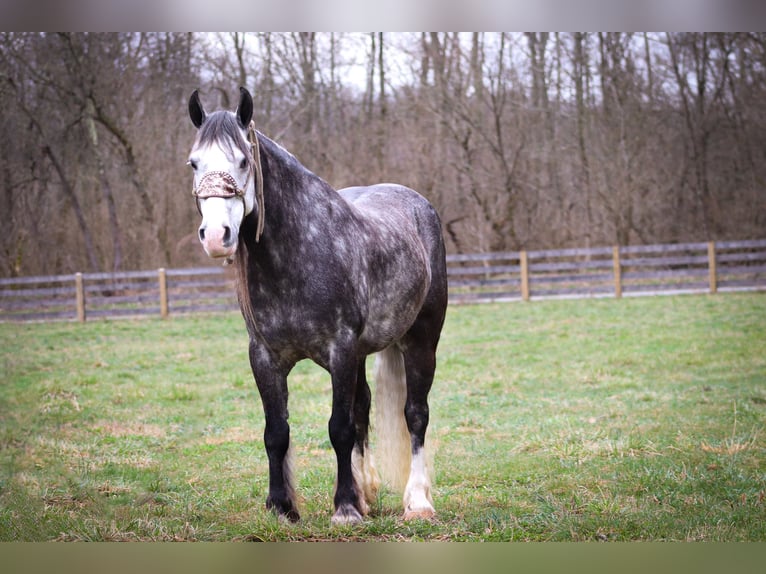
[373,345,412,492]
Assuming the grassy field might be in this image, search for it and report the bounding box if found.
[1,293,765,541]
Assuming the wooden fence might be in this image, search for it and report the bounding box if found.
[0,267,239,323]
[447,239,766,303]
[1,239,765,322]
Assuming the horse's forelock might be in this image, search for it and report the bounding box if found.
[196,111,252,166]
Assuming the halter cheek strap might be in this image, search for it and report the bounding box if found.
[249,122,265,243]
[191,121,265,243]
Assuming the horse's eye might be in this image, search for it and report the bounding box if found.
[239,158,248,170]
[188,159,198,170]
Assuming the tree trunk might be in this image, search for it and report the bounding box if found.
[574,32,593,250]
[86,98,123,272]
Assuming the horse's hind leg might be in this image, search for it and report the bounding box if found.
[400,294,446,520]
[401,340,437,520]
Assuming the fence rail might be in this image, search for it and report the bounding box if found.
[2,239,765,322]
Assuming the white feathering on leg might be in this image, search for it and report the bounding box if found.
[351,444,380,514]
[403,448,435,520]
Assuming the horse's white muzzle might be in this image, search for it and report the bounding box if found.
[199,222,237,259]
[197,196,243,260]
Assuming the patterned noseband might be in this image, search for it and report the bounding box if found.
[192,169,250,215]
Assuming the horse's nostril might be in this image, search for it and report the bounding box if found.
[223,226,231,245]
[198,227,206,242]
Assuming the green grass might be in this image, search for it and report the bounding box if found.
[1,293,765,541]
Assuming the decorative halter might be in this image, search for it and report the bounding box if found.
[192,121,265,243]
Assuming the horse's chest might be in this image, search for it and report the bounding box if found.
[250,285,355,356]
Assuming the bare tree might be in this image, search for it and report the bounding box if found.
[666,32,730,238]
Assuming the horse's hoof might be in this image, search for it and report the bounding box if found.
[278,510,300,524]
[267,498,300,523]
[331,504,364,526]
[403,505,435,521]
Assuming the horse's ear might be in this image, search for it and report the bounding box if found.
[189,90,206,129]
[236,87,253,128]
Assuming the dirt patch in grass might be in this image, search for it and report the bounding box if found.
[96,422,168,438]
[201,426,259,445]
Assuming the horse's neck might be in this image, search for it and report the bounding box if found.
[248,136,353,259]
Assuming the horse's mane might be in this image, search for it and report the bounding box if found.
[234,238,257,336]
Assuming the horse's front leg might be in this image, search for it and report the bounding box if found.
[328,352,366,525]
[249,340,299,522]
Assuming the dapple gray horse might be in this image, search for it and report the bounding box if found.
[187,88,447,524]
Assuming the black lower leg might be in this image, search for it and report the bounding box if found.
[263,416,299,522]
[328,357,365,520]
[329,408,361,515]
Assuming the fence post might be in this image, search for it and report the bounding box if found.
[612,246,622,299]
[75,272,86,322]
[708,241,717,294]
[520,250,530,301]
[159,268,169,318]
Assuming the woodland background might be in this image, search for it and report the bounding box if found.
[1,32,764,277]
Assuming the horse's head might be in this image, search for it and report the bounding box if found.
[187,87,259,260]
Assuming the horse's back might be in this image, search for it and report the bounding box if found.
[338,184,445,267]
